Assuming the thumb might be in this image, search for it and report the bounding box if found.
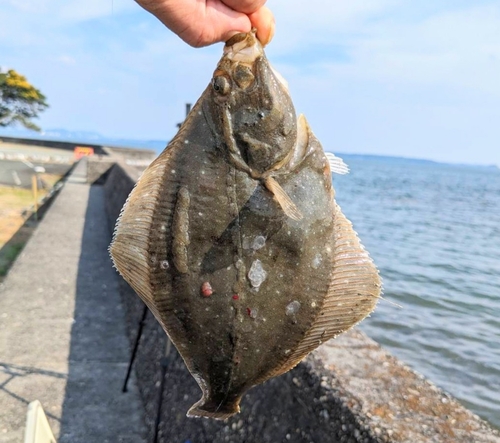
[248,6,275,46]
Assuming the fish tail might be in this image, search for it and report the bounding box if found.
[187,396,241,420]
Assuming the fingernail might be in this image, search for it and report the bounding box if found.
[266,20,275,46]
[259,20,274,47]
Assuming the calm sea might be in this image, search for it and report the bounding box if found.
[333,155,500,430]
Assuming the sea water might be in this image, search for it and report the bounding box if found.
[333,155,500,430]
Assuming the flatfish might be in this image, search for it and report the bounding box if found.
[110,30,381,419]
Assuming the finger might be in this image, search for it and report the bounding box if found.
[201,2,253,46]
[187,13,251,47]
[220,0,267,14]
[217,18,253,45]
[248,6,275,46]
[138,0,252,47]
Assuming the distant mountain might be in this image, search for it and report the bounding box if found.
[331,152,498,170]
[336,153,439,165]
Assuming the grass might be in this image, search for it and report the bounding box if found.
[0,175,63,281]
[0,243,25,277]
[0,186,35,209]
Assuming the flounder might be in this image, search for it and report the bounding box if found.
[110,30,381,420]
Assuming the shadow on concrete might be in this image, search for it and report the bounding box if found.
[58,185,145,443]
[0,363,66,423]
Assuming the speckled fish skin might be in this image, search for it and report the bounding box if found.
[110,30,381,420]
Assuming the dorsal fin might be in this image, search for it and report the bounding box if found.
[109,152,169,320]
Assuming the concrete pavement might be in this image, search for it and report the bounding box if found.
[0,160,146,442]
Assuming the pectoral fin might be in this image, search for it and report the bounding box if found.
[264,176,303,221]
[325,152,349,175]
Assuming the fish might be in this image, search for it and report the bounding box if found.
[110,30,381,420]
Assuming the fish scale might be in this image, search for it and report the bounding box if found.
[110,30,381,419]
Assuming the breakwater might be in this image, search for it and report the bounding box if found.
[334,156,500,428]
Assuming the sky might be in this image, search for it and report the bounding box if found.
[1,0,499,165]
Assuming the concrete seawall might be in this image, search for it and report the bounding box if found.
[1,153,498,442]
[102,161,500,443]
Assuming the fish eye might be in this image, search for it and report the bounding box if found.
[212,76,231,95]
[234,65,255,89]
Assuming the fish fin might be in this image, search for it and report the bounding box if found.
[264,176,303,221]
[284,116,348,175]
[187,397,241,420]
[314,202,381,334]
[257,202,381,380]
[110,99,197,319]
[109,152,170,320]
[325,152,349,175]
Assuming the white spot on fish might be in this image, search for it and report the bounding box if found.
[171,169,176,174]
[284,349,291,355]
[286,301,301,316]
[248,259,267,288]
[311,301,317,308]
[184,139,189,144]
[312,253,322,269]
[242,237,251,250]
[252,235,266,250]
[160,260,169,270]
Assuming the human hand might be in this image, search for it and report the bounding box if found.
[135,0,274,47]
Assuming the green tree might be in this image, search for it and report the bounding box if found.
[0,69,48,132]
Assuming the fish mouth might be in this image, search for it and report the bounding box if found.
[224,29,263,63]
[223,30,288,89]
[225,30,251,47]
